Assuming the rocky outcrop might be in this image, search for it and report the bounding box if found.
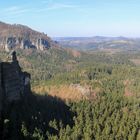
[0,65,2,116]
[0,21,58,51]
[0,51,31,102]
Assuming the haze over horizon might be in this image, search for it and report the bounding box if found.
[0,0,140,37]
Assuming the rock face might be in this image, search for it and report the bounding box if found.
[0,65,2,116]
[0,51,31,104]
[0,21,57,51]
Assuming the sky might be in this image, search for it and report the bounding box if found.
[0,0,140,37]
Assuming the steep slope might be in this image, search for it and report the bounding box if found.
[0,21,58,51]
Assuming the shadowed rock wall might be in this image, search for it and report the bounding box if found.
[0,63,2,115]
[0,51,31,112]
[2,62,23,101]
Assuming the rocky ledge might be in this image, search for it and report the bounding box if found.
[0,21,58,51]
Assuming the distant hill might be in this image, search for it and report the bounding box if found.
[54,36,140,51]
[0,21,58,51]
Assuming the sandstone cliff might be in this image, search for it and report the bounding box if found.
[0,51,31,102]
[0,21,58,51]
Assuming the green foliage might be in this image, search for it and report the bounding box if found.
[1,50,140,139]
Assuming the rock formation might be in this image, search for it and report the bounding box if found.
[0,51,31,110]
[0,21,58,51]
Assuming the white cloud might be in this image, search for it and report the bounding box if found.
[41,0,53,4]
[4,6,20,12]
[3,6,29,15]
[48,3,79,10]
[35,3,79,13]
[0,2,80,19]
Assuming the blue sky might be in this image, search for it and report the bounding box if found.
[0,0,140,37]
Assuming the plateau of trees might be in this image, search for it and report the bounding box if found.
[0,49,140,139]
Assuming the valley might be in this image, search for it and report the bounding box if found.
[54,36,140,51]
[0,22,140,140]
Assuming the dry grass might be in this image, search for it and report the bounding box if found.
[130,59,140,66]
[123,80,134,97]
[32,85,87,101]
[66,48,81,57]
